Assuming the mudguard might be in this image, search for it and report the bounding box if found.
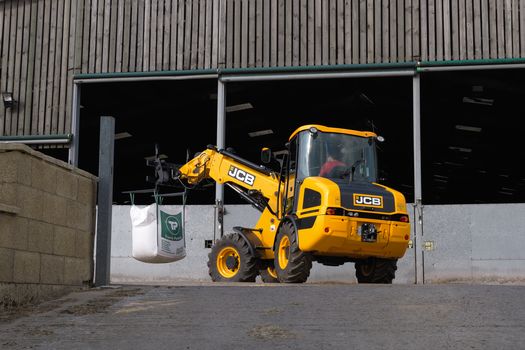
[272,216,299,251]
[232,226,265,258]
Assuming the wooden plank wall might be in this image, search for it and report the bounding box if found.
[0,0,78,137]
[220,0,525,67]
[3,0,525,136]
[75,0,221,73]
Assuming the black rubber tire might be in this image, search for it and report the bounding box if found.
[207,233,258,282]
[273,222,312,283]
[355,258,397,284]
[259,262,279,283]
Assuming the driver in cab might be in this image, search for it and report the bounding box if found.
[319,146,346,178]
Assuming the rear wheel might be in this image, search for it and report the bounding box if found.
[259,263,279,283]
[208,233,258,282]
[355,258,397,284]
[274,222,312,283]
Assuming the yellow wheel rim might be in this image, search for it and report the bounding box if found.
[278,236,290,270]
[217,247,240,278]
[267,266,278,279]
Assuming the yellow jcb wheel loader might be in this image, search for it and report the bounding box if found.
[152,124,411,284]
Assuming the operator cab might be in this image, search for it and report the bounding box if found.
[294,126,379,183]
[277,124,388,216]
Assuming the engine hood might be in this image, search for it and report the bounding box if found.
[335,180,396,213]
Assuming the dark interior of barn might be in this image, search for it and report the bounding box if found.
[40,69,525,206]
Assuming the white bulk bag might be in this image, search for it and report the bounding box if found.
[130,203,186,263]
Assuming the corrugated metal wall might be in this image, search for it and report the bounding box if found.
[2,0,525,136]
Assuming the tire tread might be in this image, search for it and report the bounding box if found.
[274,222,312,283]
[355,258,397,284]
[207,233,258,282]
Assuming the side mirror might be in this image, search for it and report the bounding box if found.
[261,147,272,164]
[378,170,388,183]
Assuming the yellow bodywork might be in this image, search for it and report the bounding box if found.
[250,176,410,260]
[177,129,411,262]
[294,178,409,258]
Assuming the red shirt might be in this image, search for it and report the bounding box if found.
[319,160,346,177]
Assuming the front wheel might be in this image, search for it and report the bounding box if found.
[355,258,397,284]
[273,222,312,283]
[208,233,258,282]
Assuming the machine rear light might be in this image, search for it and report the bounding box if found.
[324,227,330,233]
[399,215,409,223]
[326,208,337,215]
[326,207,344,215]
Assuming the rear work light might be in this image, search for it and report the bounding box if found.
[326,207,344,215]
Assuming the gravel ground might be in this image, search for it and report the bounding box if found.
[1,282,524,350]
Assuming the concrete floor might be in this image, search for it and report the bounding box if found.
[1,282,524,350]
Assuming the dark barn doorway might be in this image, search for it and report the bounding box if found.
[421,69,525,204]
[77,76,414,205]
[74,69,525,206]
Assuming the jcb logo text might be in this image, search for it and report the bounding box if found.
[353,194,383,208]
[228,166,255,186]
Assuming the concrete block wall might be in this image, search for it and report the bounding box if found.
[0,144,97,308]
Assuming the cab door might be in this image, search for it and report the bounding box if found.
[282,137,299,216]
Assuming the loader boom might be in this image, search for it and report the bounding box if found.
[177,145,282,215]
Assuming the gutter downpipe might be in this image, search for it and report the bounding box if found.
[68,82,81,166]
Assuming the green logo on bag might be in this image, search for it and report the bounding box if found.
[160,211,183,241]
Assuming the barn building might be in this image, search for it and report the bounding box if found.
[2,0,525,283]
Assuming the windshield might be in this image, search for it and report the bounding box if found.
[296,129,378,183]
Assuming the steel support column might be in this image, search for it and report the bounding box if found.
[413,73,424,284]
[215,79,226,240]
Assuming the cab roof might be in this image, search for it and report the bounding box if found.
[288,124,378,141]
